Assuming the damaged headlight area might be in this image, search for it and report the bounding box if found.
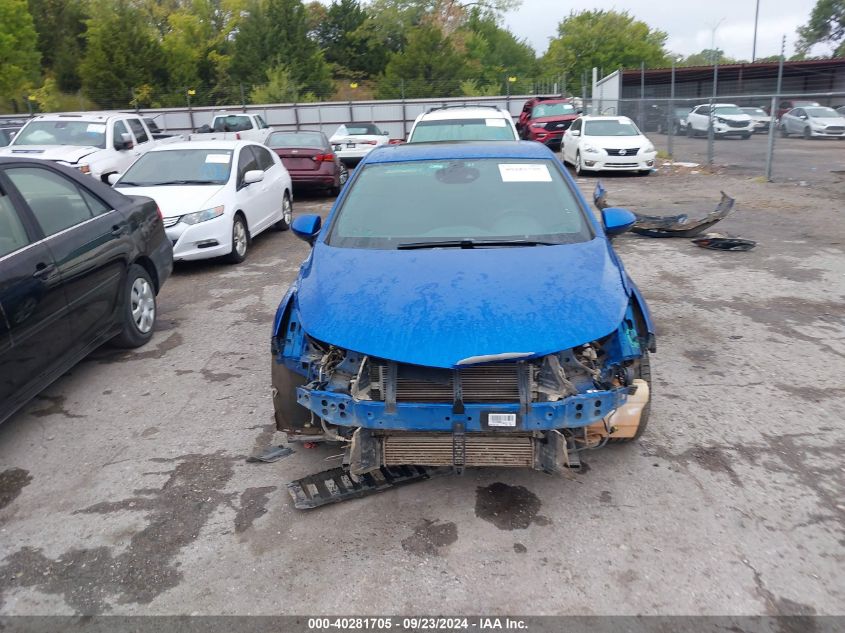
[272,303,652,475]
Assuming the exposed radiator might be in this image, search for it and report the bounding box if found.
[371,362,523,403]
[383,433,534,467]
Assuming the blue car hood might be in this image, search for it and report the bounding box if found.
[295,239,629,369]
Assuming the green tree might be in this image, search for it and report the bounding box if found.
[461,9,536,89]
[250,64,316,102]
[314,0,388,77]
[797,0,845,56]
[79,0,165,108]
[0,0,41,108]
[678,48,742,66]
[27,0,87,92]
[377,24,467,98]
[231,0,332,97]
[543,10,669,92]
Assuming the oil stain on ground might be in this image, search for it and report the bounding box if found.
[401,519,458,556]
[29,395,84,419]
[0,452,235,613]
[0,468,33,511]
[475,482,550,530]
[234,486,277,533]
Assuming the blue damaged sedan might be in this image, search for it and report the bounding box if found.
[272,142,655,478]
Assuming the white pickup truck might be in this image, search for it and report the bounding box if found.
[0,112,183,182]
[189,112,274,143]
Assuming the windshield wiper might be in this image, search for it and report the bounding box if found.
[142,179,219,186]
[397,239,554,250]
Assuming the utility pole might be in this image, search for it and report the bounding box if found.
[752,0,761,62]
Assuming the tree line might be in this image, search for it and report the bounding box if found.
[1,0,842,114]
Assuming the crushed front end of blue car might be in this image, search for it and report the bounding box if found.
[272,295,653,475]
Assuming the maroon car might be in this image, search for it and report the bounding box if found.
[266,130,348,195]
[517,97,580,149]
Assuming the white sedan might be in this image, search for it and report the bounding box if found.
[112,140,292,263]
[561,115,657,176]
[329,123,389,164]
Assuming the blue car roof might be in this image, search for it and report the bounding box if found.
[362,141,556,164]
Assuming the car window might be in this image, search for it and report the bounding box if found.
[237,146,259,182]
[336,123,380,136]
[118,149,234,186]
[410,119,516,142]
[13,120,107,149]
[113,120,130,148]
[570,119,581,132]
[252,145,275,170]
[5,167,105,237]
[256,116,269,129]
[532,103,576,118]
[328,158,593,249]
[215,115,252,132]
[267,131,326,148]
[0,189,30,258]
[126,118,149,144]
[584,120,640,136]
[804,107,838,118]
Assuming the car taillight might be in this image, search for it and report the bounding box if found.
[362,140,377,145]
[314,153,336,162]
[235,132,241,140]
[156,206,163,221]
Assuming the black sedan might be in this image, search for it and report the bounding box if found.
[0,157,173,425]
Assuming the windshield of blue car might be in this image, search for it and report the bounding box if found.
[327,159,593,249]
[713,106,744,115]
[12,120,107,149]
[584,120,640,136]
[409,119,516,142]
[116,149,233,186]
[532,103,577,117]
[804,107,839,118]
[268,131,325,148]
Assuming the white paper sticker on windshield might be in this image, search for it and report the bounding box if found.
[205,154,231,164]
[498,163,552,182]
[486,118,507,127]
[86,124,106,133]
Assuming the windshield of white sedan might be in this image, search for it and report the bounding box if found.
[714,106,744,115]
[327,159,592,249]
[337,124,381,136]
[584,120,639,136]
[13,121,107,148]
[804,107,839,118]
[410,119,516,142]
[117,149,233,186]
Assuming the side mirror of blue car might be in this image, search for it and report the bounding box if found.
[602,207,637,237]
[292,214,322,245]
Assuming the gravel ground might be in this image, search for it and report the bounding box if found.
[0,168,843,616]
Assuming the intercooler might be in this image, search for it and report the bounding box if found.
[382,432,535,467]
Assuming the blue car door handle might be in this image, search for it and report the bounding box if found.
[32,262,56,278]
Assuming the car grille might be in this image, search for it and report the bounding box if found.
[163,217,180,228]
[825,126,844,133]
[605,148,639,156]
[606,163,639,168]
[543,120,572,131]
[370,362,522,403]
[726,120,748,128]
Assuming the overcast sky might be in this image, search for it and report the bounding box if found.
[503,0,826,60]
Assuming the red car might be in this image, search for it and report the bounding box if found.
[517,97,580,148]
[266,130,349,196]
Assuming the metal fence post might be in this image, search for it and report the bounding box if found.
[765,36,786,181]
[668,61,675,158]
[639,62,645,129]
[400,80,407,139]
[707,60,718,168]
[240,83,247,112]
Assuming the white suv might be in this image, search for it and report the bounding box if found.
[686,104,754,139]
[407,105,518,142]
